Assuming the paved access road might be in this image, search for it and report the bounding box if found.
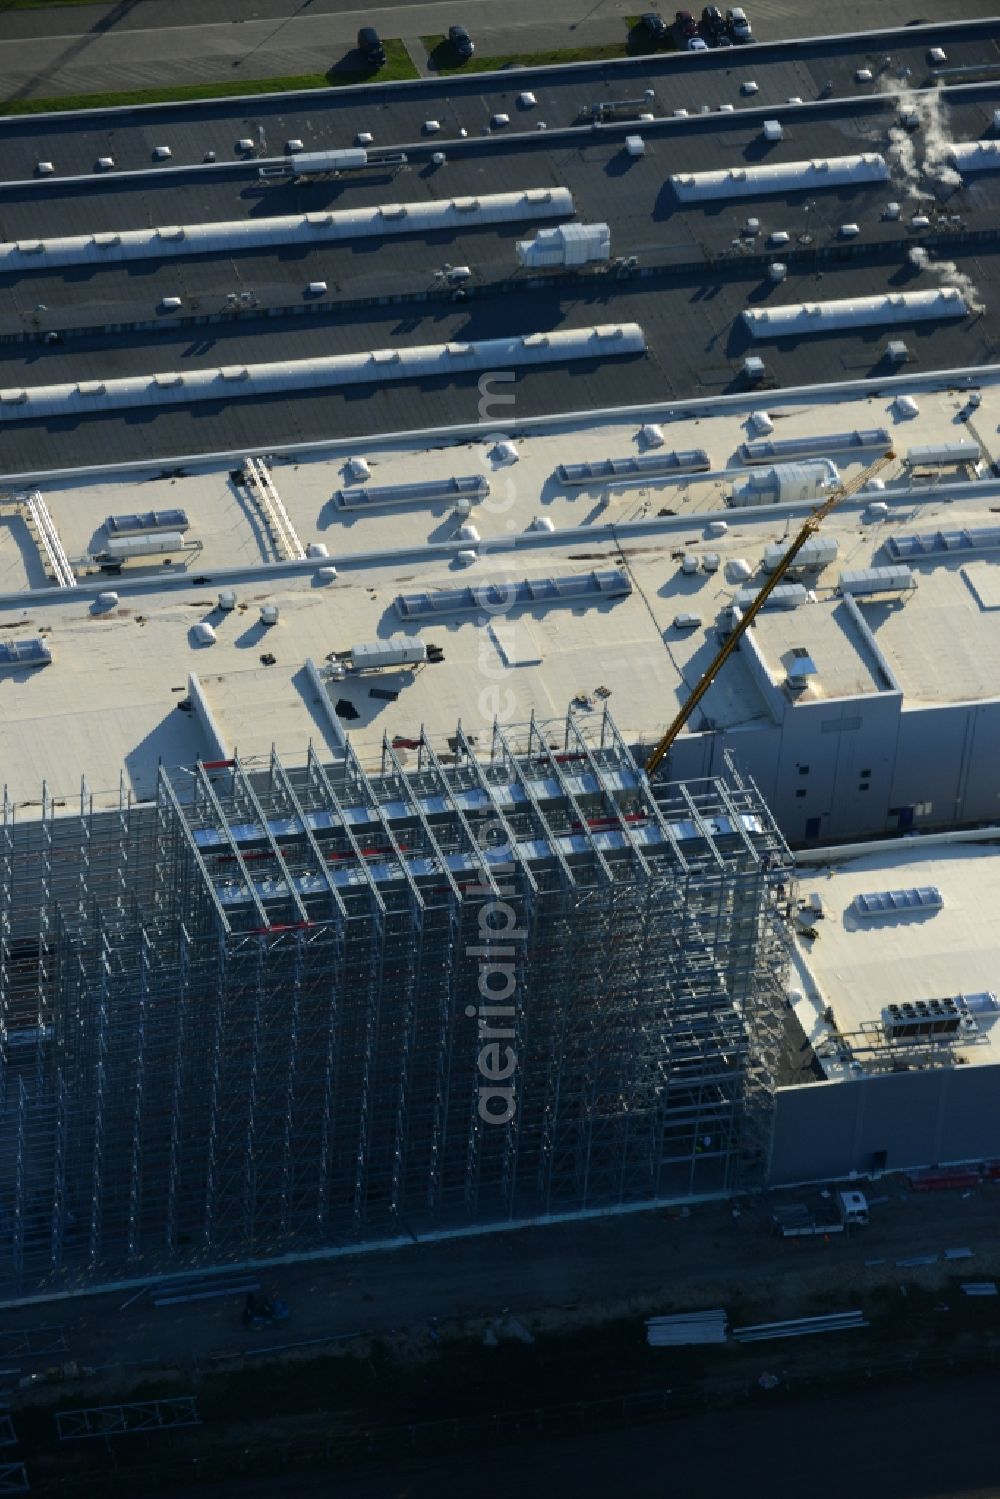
[0,0,994,100]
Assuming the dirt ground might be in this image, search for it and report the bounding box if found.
[5,1176,1000,1494]
[3,1176,998,1383]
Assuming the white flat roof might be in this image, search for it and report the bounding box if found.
[4,377,1000,805]
[791,838,1000,1074]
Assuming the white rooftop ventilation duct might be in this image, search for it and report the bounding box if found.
[743,289,967,337]
[0,189,575,272]
[516,221,611,268]
[289,149,368,174]
[731,461,837,507]
[670,153,888,202]
[0,325,646,420]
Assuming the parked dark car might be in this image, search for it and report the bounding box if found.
[700,5,725,41]
[675,8,698,38]
[357,26,386,66]
[637,12,669,45]
[448,24,475,60]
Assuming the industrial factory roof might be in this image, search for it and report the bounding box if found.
[3,22,1000,469]
[790,836,1000,1074]
[1,20,992,184]
[3,24,1000,805]
[3,375,1000,806]
[4,251,1000,473]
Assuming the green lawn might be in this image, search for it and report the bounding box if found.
[421,20,676,75]
[0,39,417,116]
[422,33,641,76]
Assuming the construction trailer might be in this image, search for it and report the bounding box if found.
[0,711,792,1300]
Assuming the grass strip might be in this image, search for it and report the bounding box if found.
[421,19,676,74]
[0,39,417,116]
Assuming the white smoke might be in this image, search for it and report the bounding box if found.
[882,83,963,191]
[886,121,919,189]
[914,87,964,189]
[880,83,984,313]
[908,245,985,315]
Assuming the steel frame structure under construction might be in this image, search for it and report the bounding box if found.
[0,710,792,1300]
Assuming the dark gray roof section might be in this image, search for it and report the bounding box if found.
[2,243,1000,473]
[2,22,1000,473]
[0,19,995,183]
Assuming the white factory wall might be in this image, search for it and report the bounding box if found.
[671,693,1000,846]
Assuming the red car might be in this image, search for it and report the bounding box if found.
[676,9,698,37]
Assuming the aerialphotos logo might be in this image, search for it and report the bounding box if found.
[465,370,522,1126]
[465,820,523,1126]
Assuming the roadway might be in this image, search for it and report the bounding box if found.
[0,0,995,101]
